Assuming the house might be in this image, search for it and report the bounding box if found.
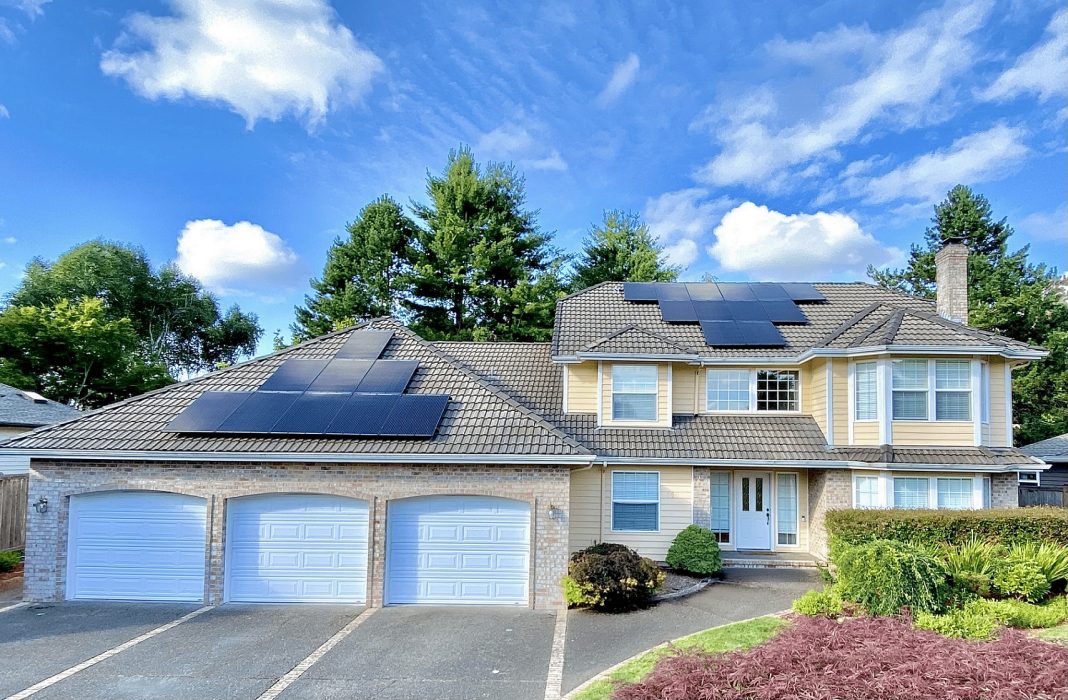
[0,383,82,475]
[0,242,1047,610]
[1019,433,1068,506]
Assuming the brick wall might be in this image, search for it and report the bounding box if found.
[691,467,711,528]
[806,468,851,559]
[25,460,570,610]
[990,472,1018,508]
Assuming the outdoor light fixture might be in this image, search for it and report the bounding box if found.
[548,503,564,520]
[32,497,48,514]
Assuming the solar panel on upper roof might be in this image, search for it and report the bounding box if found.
[760,300,809,324]
[726,301,769,322]
[324,393,398,435]
[658,300,697,323]
[378,394,450,437]
[717,283,757,301]
[685,283,722,301]
[692,300,733,320]
[780,283,826,302]
[164,391,251,432]
[655,284,691,301]
[699,320,745,346]
[259,359,330,392]
[736,321,787,346]
[622,282,661,302]
[307,359,373,393]
[271,391,350,434]
[355,360,418,393]
[749,283,790,301]
[336,330,394,359]
[217,391,301,433]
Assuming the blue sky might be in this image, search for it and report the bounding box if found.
[0,0,1064,351]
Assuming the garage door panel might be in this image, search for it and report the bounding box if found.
[68,492,207,602]
[225,494,368,603]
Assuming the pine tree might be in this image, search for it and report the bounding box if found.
[570,210,680,290]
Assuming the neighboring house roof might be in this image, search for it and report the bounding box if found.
[0,383,82,429]
[1021,433,1068,462]
[552,282,1040,359]
[0,320,590,460]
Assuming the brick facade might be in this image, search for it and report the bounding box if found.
[25,460,570,610]
[990,472,1018,508]
[806,469,852,559]
[691,467,711,528]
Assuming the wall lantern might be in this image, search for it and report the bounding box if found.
[548,503,564,521]
[32,497,48,514]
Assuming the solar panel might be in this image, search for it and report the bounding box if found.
[717,283,757,301]
[659,300,697,323]
[749,283,790,301]
[378,394,450,437]
[761,300,809,324]
[736,321,787,346]
[622,282,661,302]
[356,360,418,393]
[164,391,251,432]
[307,359,373,393]
[685,283,722,301]
[259,359,330,392]
[699,320,745,346]
[700,320,786,347]
[335,330,393,360]
[692,300,733,320]
[271,391,351,434]
[217,391,301,432]
[655,284,691,301]
[324,394,398,435]
[781,283,826,302]
[726,301,770,322]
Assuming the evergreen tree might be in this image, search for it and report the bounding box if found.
[570,210,680,290]
[293,196,416,340]
[869,185,1068,444]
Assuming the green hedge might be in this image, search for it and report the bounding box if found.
[826,507,1068,557]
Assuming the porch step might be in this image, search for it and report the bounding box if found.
[721,557,821,569]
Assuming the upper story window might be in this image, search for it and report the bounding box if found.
[854,361,878,420]
[891,359,972,421]
[705,369,799,413]
[612,364,658,421]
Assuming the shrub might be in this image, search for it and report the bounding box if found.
[792,587,843,617]
[613,615,1068,700]
[1008,542,1068,590]
[914,597,1068,640]
[940,536,1005,598]
[562,575,584,607]
[0,550,20,573]
[665,525,722,575]
[567,543,665,611]
[835,539,950,615]
[994,560,1051,602]
[914,607,1000,640]
[826,507,1068,557]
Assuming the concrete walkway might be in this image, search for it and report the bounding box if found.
[562,567,820,693]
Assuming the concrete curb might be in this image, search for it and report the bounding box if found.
[563,610,791,700]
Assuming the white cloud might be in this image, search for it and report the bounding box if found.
[596,53,639,107]
[979,8,1067,103]
[100,0,384,130]
[0,0,50,17]
[0,104,8,119]
[2,236,15,244]
[709,202,902,280]
[644,188,734,267]
[856,124,1029,204]
[1018,203,1068,242]
[694,0,993,189]
[175,219,301,296]
[476,120,568,171]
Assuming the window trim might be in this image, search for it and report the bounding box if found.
[611,364,659,423]
[891,359,975,423]
[936,476,974,510]
[852,474,883,509]
[1017,470,1040,485]
[610,470,661,532]
[704,368,801,415]
[775,472,800,548]
[709,471,731,544]
[888,475,982,510]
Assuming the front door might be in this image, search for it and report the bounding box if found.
[735,472,772,550]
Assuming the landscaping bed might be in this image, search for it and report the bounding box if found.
[654,570,710,598]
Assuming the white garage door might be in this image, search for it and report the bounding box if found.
[386,496,530,605]
[67,491,207,602]
[226,494,369,603]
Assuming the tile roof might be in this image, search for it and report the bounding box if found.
[582,326,697,355]
[433,341,562,416]
[0,383,82,428]
[1021,433,1068,460]
[553,282,1038,358]
[0,320,589,458]
[830,445,1042,467]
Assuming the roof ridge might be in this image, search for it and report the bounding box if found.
[582,324,694,353]
[902,308,1036,349]
[817,302,884,346]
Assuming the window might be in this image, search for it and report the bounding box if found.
[893,477,930,509]
[854,361,878,420]
[892,360,928,420]
[776,474,798,546]
[981,363,990,424]
[710,472,730,543]
[612,365,658,421]
[1017,471,1040,485]
[612,472,659,531]
[937,478,973,509]
[935,360,971,421]
[982,476,992,509]
[706,370,750,411]
[853,475,881,508]
[756,370,799,411]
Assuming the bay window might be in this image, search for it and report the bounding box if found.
[936,477,972,509]
[853,475,881,508]
[890,359,973,421]
[934,360,971,421]
[893,477,930,508]
[854,361,877,420]
[891,360,928,420]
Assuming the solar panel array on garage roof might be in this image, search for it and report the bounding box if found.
[622,282,825,347]
[163,329,449,438]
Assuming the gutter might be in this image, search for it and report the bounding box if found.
[556,344,1046,365]
[0,449,596,466]
[601,456,1044,472]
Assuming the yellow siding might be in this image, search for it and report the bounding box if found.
[602,466,692,560]
[565,363,598,413]
[805,359,828,438]
[853,421,880,445]
[601,363,672,428]
[672,365,698,414]
[987,359,1008,447]
[831,359,849,440]
[568,467,602,552]
[893,421,974,446]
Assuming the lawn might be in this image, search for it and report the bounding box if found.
[1034,623,1068,645]
[570,615,785,700]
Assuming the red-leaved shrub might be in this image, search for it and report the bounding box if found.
[614,614,1068,700]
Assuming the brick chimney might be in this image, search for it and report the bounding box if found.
[935,238,968,324]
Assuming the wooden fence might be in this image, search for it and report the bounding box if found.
[0,474,28,551]
[1019,485,1067,508]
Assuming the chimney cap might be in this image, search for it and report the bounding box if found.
[943,235,965,245]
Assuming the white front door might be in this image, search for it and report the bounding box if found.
[735,472,772,550]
